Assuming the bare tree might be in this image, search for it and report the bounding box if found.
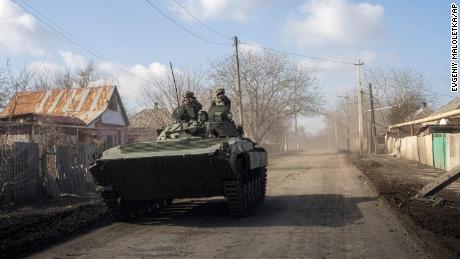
[365,67,431,125]
[74,61,98,88]
[53,68,74,89]
[210,50,322,143]
[53,60,108,89]
[141,67,207,113]
[0,60,35,113]
[0,60,37,201]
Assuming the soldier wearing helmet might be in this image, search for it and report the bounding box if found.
[183,91,202,118]
[210,87,231,109]
[208,87,232,122]
[172,91,202,121]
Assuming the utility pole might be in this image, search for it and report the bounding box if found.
[369,83,377,154]
[345,93,350,152]
[334,118,338,149]
[233,36,244,126]
[295,111,299,150]
[354,60,364,155]
[284,130,288,152]
[169,62,180,107]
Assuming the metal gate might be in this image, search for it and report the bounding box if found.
[432,133,446,170]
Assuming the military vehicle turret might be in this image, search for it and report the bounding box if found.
[90,111,267,220]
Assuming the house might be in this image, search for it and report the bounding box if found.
[128,103,172,143]
[386,96,460,170]
[0,85,129,149]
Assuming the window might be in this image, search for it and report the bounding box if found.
[106,135,113,149]
[108,96,118,111]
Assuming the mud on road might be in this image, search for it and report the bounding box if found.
[351,154,460,258]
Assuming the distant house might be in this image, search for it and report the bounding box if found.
[0,85,129,149]
[426,97,460,125]
[128,103,172,143]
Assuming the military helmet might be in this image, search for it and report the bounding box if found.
[215,87,225,96]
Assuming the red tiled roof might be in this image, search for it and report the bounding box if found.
[0,85,116,125]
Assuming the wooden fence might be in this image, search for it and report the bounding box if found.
[0,143,40,203]
[0,142,97,204]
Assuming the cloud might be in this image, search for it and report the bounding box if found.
[298,58,345,73]
[27,60,60,74]
[59,51,88,71]
[99,62,169,112]
[359,49,377,63]
[172,0,269,22]
[0,0,53,55]
[239,42,264,55]
[25,52,169,113]
[284,0,384,48]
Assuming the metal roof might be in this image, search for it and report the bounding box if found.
[0,85,119,125]
[430,97,460,116]
[128,108,172,129]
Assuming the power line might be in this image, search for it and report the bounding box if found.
[172,0,231,40]
[17,0,106,62]
[143,0,231,46]
[13,0,158,86]
[238,41,355,65]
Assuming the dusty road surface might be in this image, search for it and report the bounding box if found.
[30,150,432,258]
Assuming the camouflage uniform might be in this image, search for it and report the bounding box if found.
[172,91,202,121]
[172,105,195,122]
[210,88,231,110]
[208,88,232,122]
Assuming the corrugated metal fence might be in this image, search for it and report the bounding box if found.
[0,142,96,204]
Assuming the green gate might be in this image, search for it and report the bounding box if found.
[432,133,446,170]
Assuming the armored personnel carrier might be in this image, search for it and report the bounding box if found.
[90,111,267,220]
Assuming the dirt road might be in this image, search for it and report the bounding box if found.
[30,150,432,258]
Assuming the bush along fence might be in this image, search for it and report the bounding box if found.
[0,142,97,205]
[386,133,460,171]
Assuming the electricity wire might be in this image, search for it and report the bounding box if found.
[13,0,158,86]
[144,0,231,46]
[238,41,355,65]
[171,0,231,40]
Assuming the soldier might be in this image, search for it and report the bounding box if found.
[186,91,202,118]
[171,91,202,121]
[208,88,232,122]
[210,87,231,110]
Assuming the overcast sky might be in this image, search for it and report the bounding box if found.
[0,0,455,133]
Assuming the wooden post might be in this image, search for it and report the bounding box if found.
[233,36,244,126]
[369,83,377,154]
[284,131,288,152]
[355,60,365,155]
[346,93,350,152]
[415,165,460,198]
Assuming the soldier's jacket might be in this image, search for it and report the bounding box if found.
[190,98,202,118]
[211,95,231,110]
[208,104,231,122]
[172,105,196,121]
